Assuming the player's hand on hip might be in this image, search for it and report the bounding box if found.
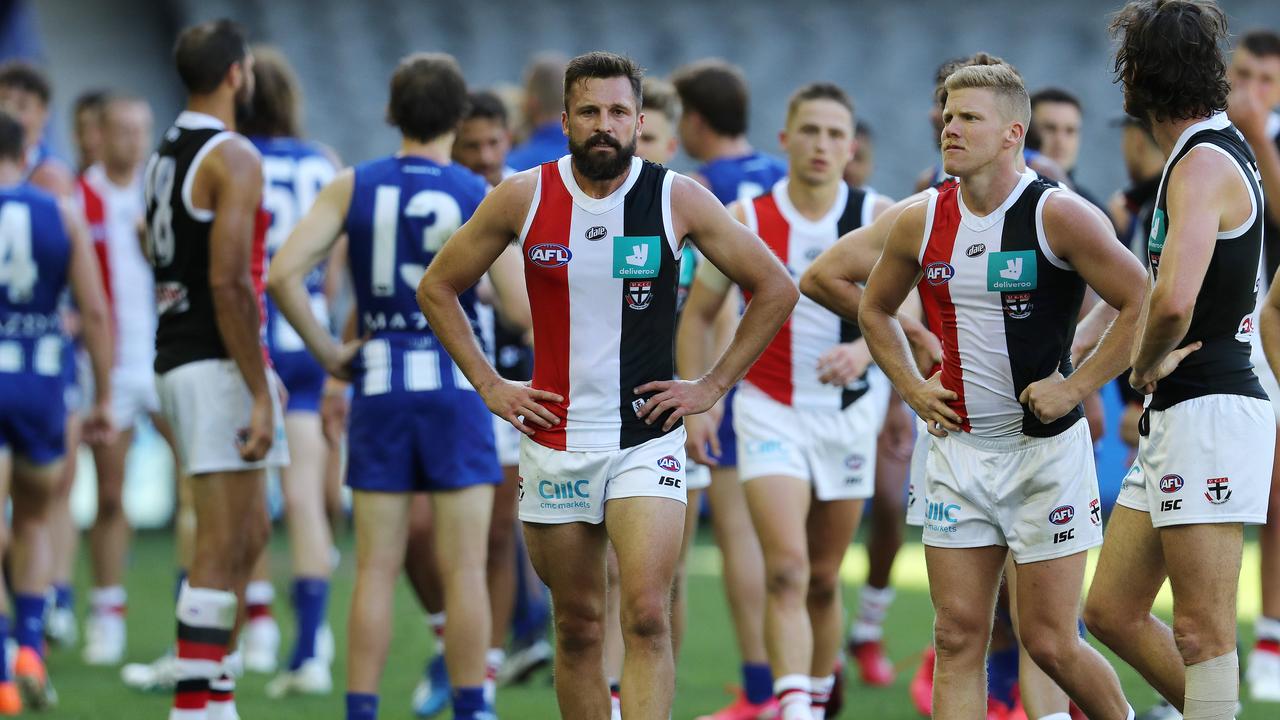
[634,378,721,432]
[1129,341,1202,395]
[239,394,275,462]
[82,400,116,447]
[324,337,367,382]
[910,330,944,377]
[683,406,723,466]
[320,378,350,447]
[817,339,872,386]
[1018,371,1081,424]
[482,379,563,436]
[904,371,962,437]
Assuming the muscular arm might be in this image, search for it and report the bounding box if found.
[676,176,797,396]
[858,201,930,393]
[1043,192,1147,398]
[63,202,112,411]
[267,169,354,373]
[488,242,531,334]
[1131,150,1234,380]
[207,139,271,399]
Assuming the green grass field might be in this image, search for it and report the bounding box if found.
[41,526,1274,719]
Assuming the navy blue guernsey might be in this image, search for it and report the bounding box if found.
[699,152,787,205]
[0,183,71,380]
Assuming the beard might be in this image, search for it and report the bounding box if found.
[569,131,636,181]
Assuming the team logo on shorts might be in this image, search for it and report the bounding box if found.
[585,225,608,241]
[528,243,572,268]
[1236,314,1256,343]
[925,262,954,286]
[626,280,653,310]
[845,454,865,471]
[907,483,917,508]
[1090,498,1101,526]
[631,398,646,416]
[1204,477,1232,505]
[657,455,682,473]
[1002,292,1032,320]
[966,243,986,258]
[1048,505,1075,526]
[1121,464,1141,490]
[518,477,525,501]
[1159,474,1184,493]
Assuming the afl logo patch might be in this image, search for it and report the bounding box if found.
[1159,474,1184,494]
[925,262,954,286]
[585,225,608,241]
[966,243,986,258]
[657,455,682,473]
[1048,505,1075,525]
[528,243,572,268]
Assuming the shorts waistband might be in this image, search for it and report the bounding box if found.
[941,418,1082,452]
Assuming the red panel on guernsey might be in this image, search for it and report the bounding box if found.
[918,186,970,431]
[743,192,794,405]
[78,176,112,309]
[522,162,573,450]
[252,206,273,366]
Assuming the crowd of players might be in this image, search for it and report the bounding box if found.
[0,1,1279,719]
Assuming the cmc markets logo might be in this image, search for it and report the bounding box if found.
[1048,505,1075,526]
[657,455,682,473]
[538,480,589,500]
[925,261,954,286]
[1159,474,1184,494]
[585,225,608,241]
[925,499,959,524]
[528,243,572,268]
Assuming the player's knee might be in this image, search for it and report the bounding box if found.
[932,612,985,662]
[763,552,808,599]
[1082,596,1129,647]
[95,492,125,520]
[806,565,840,606]
[1020,627,1075,678]
[554,605,604,656]
[1172,613,1229,665]
[622,593,670,643]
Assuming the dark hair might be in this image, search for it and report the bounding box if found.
[671,59,748,136]
[239,45,302,138]
[73,89,108,119]
[173,19,249,95]
[1241,29,1280,59]
[1030,87,1082,112]
[0,112,23,161]
[463,90,507,126]
[855,119,873,139]
[387,52,468,143]
[0,61,51,104]
[786,82,855,122]
[563,52,643,111]
[641,77,679,120]
[1111,0,1230,122]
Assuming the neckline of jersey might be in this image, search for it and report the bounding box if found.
[771,178,848,231]
[1162,112,1231,177]
[956,169,1034,231]
[175,111,225,131]
[557,155,643,215]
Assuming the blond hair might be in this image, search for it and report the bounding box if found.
[641,77,679,121]
[943,63,1030,125]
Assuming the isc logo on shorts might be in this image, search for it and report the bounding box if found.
[657,455,682,473]
[1048,505,1075,526]
[925,262,955,286]
[1159,474,1184,493]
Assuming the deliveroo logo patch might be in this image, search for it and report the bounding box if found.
[986,250,1037,291]
[613,236,662,278]
[1148,209,1167,271]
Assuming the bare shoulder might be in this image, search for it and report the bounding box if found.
[30,160,75,199]
[1042,188,1105,234]
[870,193,895,218]
[478,167,540,232]
[1168,145,1238,193]
[209,134,262,182]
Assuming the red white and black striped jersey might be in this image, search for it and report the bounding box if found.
[520,156,682,452]
[741,179,877,410]
[917,170,1085,438]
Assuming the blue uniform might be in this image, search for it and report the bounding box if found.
[253,136,337,413]
[698,152,787,466]
[343,155,499,492]
[0,183,72,463]
[506,122,567,172]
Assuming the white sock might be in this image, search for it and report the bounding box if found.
[809,674,835,720]
[1184,651,1238,720]
[484,647,504,706]
[91,585,127,614]
[774,674,811,720]
[1256,616,1280,644]
[244,580,274,607]
[428,611,446,654]
[850,585,895,643]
